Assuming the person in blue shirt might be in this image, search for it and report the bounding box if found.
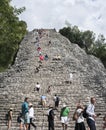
[41,95,46,108]
[22,97,30,130]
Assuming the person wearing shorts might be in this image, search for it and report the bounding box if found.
[22,97,30,130]
[60,104,70,130]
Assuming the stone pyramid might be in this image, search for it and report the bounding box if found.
[0,29,106,130]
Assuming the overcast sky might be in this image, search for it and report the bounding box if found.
[11,0,106,37]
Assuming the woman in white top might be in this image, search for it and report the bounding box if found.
[28,103,36,130]
[74,105,86,130]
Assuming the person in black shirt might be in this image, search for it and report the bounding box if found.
[54,94,60,109]
[48,105,55,130]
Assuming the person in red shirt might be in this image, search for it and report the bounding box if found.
[39,54,44,61]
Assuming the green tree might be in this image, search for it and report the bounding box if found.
[81,30,95,53]
[59,26,83,48]
[0,0,27,71]
[59,25,106,68]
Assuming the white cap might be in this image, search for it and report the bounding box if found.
[63,103,67,108]
[29,103,33,106]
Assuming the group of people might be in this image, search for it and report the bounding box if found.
[19,97,36,130]
[6,29,106,130]
[48,97,106,130]
[19,95,60,130]
[34,30,49,64]
[47,103,70,130]
[6,96,106,130]
[73,97,106,130]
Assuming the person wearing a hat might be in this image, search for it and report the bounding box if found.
[47,105,55,130]
[60,103,70,130]
[7,108,13,130]
[28,103,36,130]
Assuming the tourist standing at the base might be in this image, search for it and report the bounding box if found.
[86,97,97,130]
[60,103,70,130]
[74,105,86,130]
[22,97,30,130]
[7,108,13,130]
[28,103,36,130]
[48,105,55,130]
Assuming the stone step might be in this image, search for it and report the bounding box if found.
[0,30,106,130]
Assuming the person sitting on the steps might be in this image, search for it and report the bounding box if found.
[53,55,61,60]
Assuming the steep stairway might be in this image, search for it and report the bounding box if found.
[0,29,106,130]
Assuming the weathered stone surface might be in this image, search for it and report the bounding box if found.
[0,29,106,130]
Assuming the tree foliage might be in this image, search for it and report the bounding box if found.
[59,25,106,68]
[0,0,27,71]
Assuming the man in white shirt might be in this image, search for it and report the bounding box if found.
[86,97,97,130]
[28,103,36,130]
[69,73,73,84]
[35,82,40,92]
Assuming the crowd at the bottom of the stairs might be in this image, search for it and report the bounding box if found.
[5,96,106,130]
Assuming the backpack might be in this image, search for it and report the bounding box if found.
[56,96,59,102]
[17,116,21,123]
[83,106,88,118]
[72,111,78,121]
[17,113,22,123]
[5,111,11,120]
[5,113,9,120]
[48,109,54,121]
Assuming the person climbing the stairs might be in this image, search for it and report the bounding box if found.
[35,82,40,93]
[54,94,60,109]
[47,105,55,130]
[7,108,13,130]
[86,97,98,130]
[22,97,30,130]
[74,104,86,130]
[39,54,44,63]
[28,103,36,130]
[60,103,70,130]
[69,72,73,84]
[47,85,51,94]
[41,95,46,108]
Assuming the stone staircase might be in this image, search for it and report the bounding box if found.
[0,29,106,130]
